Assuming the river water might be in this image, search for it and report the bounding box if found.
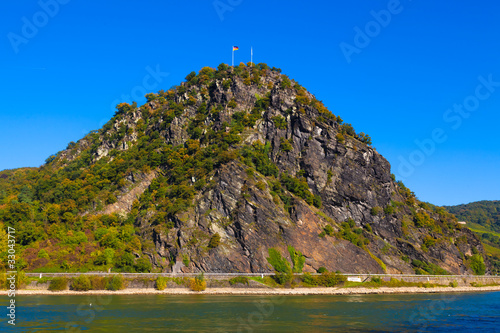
[2,291,499,332]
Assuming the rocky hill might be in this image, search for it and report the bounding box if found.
[0,63,489,275]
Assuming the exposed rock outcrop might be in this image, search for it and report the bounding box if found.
[43,64,488,275]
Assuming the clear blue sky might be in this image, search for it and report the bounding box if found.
[1,0,499,206]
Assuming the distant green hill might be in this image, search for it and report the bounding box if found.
[445,201,500,274]
[445,201,500,233]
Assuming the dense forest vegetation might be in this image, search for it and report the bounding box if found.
[445,201,500,232]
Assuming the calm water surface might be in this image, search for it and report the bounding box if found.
[2,291,499,332]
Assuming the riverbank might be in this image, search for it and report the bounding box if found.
[4,285,500,296]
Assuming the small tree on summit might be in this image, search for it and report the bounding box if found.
[185,71,196,82]
[114,102,133,116]
[358,132,372,145]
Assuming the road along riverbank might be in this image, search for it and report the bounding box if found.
[4,285,500,296]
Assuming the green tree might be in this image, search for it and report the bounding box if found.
[267,248,291,273]
[106,274,125,290]
[0,223,7,264]
[208,233,221,248]
[94,248,115,266]
[134,258,152,273]
[288,246,305,273]
[17,185,33,203]
[18,222,44,246]
[272,116,287,130]
[185,71,196,82]
[71,275,91,291]
[267,248,293,285]
[470,254,486,275]
[384,205,394,215]
[114,252,135,271]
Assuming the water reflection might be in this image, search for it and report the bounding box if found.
[1,291,498,332]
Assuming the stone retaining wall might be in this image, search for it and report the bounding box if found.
[25,276,269,290]
[24,273,500,291]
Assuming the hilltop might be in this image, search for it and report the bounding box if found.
[0,63,489,275]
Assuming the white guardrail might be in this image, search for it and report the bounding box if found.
[24,272,500,278]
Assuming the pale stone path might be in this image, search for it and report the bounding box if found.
[5,285,500,296]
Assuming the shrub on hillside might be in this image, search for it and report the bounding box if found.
[301,272,346,287]
[288,246,305,273]
[267,248,291,274]
[272,116,287,130]
[384,205,394,215]
[89,275,107,290]
[370,207,382,216]
[71,275,91,291]
[134,258,152,273]
[208,233,221,249]
[317,267,327,274]
[337,219,369,247]
[229,276,249,285]
[279,138,293,152]
[156,276,168,291]
[189,273,206,291]
[0,273,5,290]
[470,254,486,275]
[106,274,125,291]
[412,259,450,275]
[316,272,347,287]
[324,225,334,236]
[267,247,297,285]
[0,272,26,289]
[12,271,29,289]
[48,277,68,291]
[272,272,292,285]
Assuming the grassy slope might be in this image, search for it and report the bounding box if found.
[483,243,500,257]
[465,222,500,274]
[467,222,500,238]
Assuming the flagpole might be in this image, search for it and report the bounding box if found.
[251,47,253,66]
[232,48,234,67]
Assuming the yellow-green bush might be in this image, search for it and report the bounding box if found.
[229,276,249,285]
[106,274,125,291]
[189,273,206,291]
[156,276,168,290]
[89,275,107,290]
[301,272,346,287]
[48,277,68,291]
[71,275,91,291]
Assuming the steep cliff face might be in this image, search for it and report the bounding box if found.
[1,63,487,274]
